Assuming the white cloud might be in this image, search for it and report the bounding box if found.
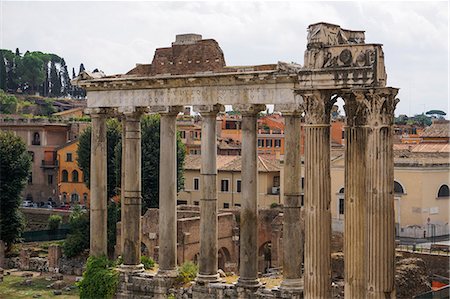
[1,1,448,116]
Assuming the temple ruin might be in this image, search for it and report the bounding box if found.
[74,22,399,298]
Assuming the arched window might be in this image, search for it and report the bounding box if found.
[32,132,41,145]
[72,170,79,182]
[394,181,405,194]
[83,193,88,204]
[62,192,67,203]
[339,187,345,194]
[437,184,449,198]
[71,193,79,203]
[61,170,68,182]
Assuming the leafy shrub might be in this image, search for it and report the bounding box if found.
[48,215,62,230]
[78,255,119,299]
[63,206,89,257]
[141,255,155,270]
[177,261,198,283]
[270,202,281,209]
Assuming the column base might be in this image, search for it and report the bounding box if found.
[280,278,304,291]
[118,263,145,273]
[155,268,178,278]
[236,277,261,289]
[195,273,221,284]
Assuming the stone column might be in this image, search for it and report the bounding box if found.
[300,90,335,299]
[155,105,183,278]
[276,104,304,291]
[120,117,126,256]
[235,104,266,289]
[87,108,108,257]
[120,107,145,272]
[354,88,399,299]
[195,104,224,284]
[342,92,369,298]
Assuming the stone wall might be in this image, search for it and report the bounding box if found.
[21,208,71,231]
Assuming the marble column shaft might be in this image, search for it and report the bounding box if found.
[122,111,143,268]
[236,104,265,288]
[157,107,181,277]
[302,90,334,299]
[89,111,107,257]
[281,111,303,290]
[358,89,398,299]
[197,105,222,283]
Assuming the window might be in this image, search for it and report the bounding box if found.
[32,132,40,145]
[66,153,73,162]
[47,175,53,185]
[438,184,450,198]
[61,170,69,182]
[62,192,67,202]
[339,198,345,215]
[194,201,199,206]
[234,203,241,207]
[266,139,273,148]
[177,200,188,205]
[28,172,33,184]
[394,181,404,194]
[339,187,345,194]
[180,131,186,139]
[341,130,345,139]
[273,176,280,187]
[301,177,305,190]
[72,170,79,182]
[193,178,200,191]
[223,203,230,208]
[221,179,229,192]
[258,139,263,148]
[236,180,242,193]
[83,193,88,203]
[71,193,79,203]
[28,151,34,162]
[274,139,281,148]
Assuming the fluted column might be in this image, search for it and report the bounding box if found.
[235,104,266,289]
[87,108,108,257]
[120,116,127,256]
[276,104,304,291]
[156,105,183,278]
[120,107,145,272]
[355,88,399,299]
[301,90,336,299]
[342,92,368,298]
[195,104,224,284]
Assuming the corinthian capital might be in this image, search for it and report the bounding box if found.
[298,89,336,124]
[340,90,367,127]
[352,88,399,127]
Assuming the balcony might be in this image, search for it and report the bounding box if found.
[41,159,58,168]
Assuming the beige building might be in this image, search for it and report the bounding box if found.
[178,155,282,208]
[330,143,450,237]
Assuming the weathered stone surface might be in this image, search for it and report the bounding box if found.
[395,258,431,299]
[48,245,62,273]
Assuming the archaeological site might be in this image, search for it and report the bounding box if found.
[74,22,401,298]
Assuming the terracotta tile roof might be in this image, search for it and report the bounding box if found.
[184,155,280,172]
[419,121,450,138]
[394,143,450,153]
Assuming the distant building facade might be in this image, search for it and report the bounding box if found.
[56,139,90,206]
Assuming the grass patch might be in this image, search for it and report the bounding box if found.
[0,275,79,299]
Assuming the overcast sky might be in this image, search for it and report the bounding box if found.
[1,1,448,116]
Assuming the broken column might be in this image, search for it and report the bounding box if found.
[300,90,335,299]
[156,106,183,278]
[235,104,266,289]
[195,104,223,284]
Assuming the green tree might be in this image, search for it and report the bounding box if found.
[0,90,18,114]
[77,115,185,211]
[49,61,61,97]
[0,131,32,251]
[48,214,62,230]
[77,118,122,199]
[0,51,6,91]
[17,52,45,94]
[63,206,90,257]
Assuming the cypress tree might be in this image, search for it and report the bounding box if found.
[0,52,7,91]
[79,63,85,74]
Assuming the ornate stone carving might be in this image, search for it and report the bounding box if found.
[299,90,337,124]
[307,22,365,48]
[353,88,399,127]
[340,91,367,127]
[274,103,303,116]
[193,104,224,115]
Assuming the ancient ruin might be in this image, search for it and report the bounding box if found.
[74,23,399,298]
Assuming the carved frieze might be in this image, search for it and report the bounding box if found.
[193,104,224,115]
[233,104,266,116]
[298,90,337,124]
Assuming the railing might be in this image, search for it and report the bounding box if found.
[41,159,58,168]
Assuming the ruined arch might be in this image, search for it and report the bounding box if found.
[218,247,231,271]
